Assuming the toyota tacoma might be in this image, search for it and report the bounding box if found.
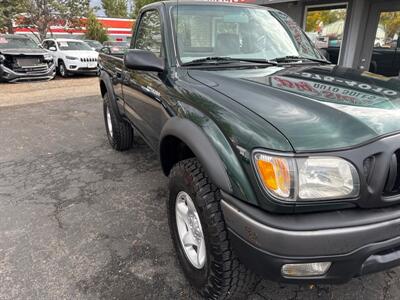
[98,2,400,299]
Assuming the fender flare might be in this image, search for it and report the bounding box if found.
[99,71,122,121]
[160,117,233,193]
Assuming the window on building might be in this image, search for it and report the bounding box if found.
[305,5,348,64]
[370,10,400,76]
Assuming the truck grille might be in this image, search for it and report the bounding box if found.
[80,57,97,62]
[383,150,400,197]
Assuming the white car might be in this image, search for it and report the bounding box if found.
[42,38,99,77]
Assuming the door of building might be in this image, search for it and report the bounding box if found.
[359,1,400,77]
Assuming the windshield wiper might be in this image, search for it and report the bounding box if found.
[182,56,278,66]
[182,56,236,66]
[271,55,330,64]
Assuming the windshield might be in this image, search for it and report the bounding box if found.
[85,40,102,48]
[57,41,92,51]
[171,5,323,64]
[0,36,40,49]
[104,41,129,47]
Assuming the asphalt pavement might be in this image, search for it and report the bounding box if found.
[0,79,399,299]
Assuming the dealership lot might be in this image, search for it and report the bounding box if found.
[1,79,400,299]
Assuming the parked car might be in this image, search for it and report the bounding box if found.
[101,41,129,55]
[42,38,99,77]
[84,39,103,51]
[0,34,55,82]
[99,2,400,299]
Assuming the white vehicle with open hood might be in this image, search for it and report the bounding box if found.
[42,38,99,77]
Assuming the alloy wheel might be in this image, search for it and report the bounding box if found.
[175,191,206,269]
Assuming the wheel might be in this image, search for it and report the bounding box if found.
[167,158,258,299]
[103,92,133,151]
[58,61,69,78]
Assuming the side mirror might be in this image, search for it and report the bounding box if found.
[100,47,111,55]
[124,49,164,72]
[49,46,56,51]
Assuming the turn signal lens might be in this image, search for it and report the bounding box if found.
[282,262,331,277]
[254,153,293,199]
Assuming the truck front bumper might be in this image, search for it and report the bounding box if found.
[221,192,400,283]
[0,63,56,83]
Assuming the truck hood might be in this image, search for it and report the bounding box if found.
[188,65,400,152]
[0,48,48,55]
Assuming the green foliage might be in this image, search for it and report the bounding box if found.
[305,9,346,33]
[20,0,90,42]
[133,0,160,18]
[0,0,27,34]
[379,12,400,39]
[101,0,128,18]
[85,10,108,43]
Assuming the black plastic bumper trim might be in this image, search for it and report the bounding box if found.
[229,228,400,284]
[221,196,400,257]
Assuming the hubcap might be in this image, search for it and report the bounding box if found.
[175,191,206,269]
[106,107,113,138]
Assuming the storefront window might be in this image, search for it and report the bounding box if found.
[370,11,400,76]
[374,12,400,49]
[305,5,347,64]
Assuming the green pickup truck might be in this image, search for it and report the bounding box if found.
[98,1,400,299]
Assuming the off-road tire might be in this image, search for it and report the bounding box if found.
[103,92,133,151]
[168,158,259,299]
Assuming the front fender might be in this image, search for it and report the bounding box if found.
[99,70,122,121]
[160,114,257,204]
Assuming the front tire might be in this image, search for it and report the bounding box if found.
[58,61,69,78]
[167,158,258,299]
[103,92,133,151]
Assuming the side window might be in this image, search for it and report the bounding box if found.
[42,41,48,49]
[134,10,162,57]
[49,41,56,49]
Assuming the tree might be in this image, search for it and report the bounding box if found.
[133,0,160,17]
[85,10,108,43]
[101,0,128,18]
[0,0,27,34]
[19,0,90,42]
[379,12,400,40]
[305,9,346,33]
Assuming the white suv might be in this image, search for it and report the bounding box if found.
[42,38,99,77]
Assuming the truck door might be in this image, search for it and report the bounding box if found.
[99,50,125,104]
[122,8,168,150]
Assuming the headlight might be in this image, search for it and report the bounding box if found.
[297,157,360,200]
[253,152,360,201]
[43,54,53,61]
[66,56,79,60]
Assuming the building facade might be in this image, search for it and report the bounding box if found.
[261,0,400,76]
[14,17,135,43]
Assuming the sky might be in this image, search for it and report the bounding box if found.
[90,0,106,16]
